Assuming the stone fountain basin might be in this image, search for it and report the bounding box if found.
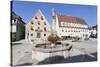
[32,43,72,63]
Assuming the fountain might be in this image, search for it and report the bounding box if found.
[32,8,72,64]
[32,39,72,64]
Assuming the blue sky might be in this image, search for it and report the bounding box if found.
[12,1,97,26]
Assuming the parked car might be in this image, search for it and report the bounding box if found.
[90,33,97,38]
[72,37,80,42]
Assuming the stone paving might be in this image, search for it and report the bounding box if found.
[11,38,97,66]
[12,40,33,66]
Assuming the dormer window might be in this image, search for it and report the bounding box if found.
[44,22,46,25]
[14,19,17,22]
[12,19,16,25]
[31,27,34,31]
[35,16,38,19]
[41,16,43,20]
[38,21,40,25]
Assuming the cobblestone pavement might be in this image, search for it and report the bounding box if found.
[11,38,97,66]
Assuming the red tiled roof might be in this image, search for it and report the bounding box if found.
[57,14,88,25]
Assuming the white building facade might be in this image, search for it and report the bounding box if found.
[52,9,90,39]
[25,10,51,43]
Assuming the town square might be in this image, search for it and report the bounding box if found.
[11,1,97,66]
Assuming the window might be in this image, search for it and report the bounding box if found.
[44,22,46,25]
[65,22,67,27]
[31,27,34,31]
[44,34,46,36]
[63,22,65,26]
[61,22,64,26]
[13,19,16,22]
[37,33,40,38]
[35,16,38,19]
[12,19,16,25]
[12,25,16,32]
[31,33,33,36]
[41,16,43,20]
[38,21,40,25]
[44,27,46,31]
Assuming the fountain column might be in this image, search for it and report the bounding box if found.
[52,8,57,35]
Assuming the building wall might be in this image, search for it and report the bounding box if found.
[16,19,25,40]
[25,10,51,43]
[55,16,89,38]
[11,18,25,41]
